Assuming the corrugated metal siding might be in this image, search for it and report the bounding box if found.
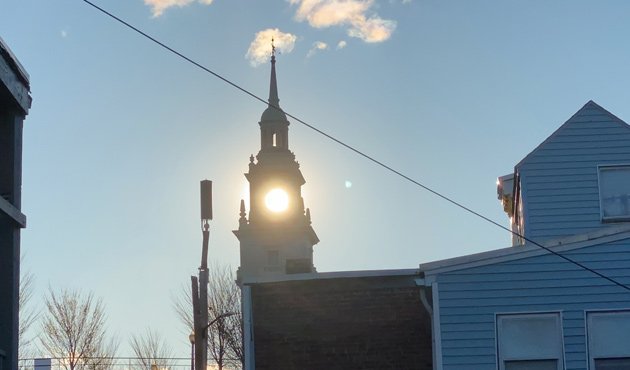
[436,239,630,370]
[518,103,630,242]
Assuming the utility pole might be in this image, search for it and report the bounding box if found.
[192,180,212,370]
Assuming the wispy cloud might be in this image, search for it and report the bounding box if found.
[246,28,297,67]
[336,40,347,49]
[144,0,214,17]
[61,30,68,38]
[307,41,328,57]
[288,0,396,43]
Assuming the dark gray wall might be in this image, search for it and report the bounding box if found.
[0,45,29,370]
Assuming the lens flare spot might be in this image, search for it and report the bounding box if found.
[265,188,289,212]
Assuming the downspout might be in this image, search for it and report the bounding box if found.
[418,283,433,316]
[416,278,436,370]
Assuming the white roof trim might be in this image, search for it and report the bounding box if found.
[420,224,630,276]
[241,268,420,285]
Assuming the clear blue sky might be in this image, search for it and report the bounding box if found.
[5,0,630,358]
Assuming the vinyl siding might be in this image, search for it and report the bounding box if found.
[517,103,630,242]
[435,238,630,370]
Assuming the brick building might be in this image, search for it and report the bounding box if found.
[243,271,433,370]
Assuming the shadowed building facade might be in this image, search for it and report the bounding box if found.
[246,271,433,370]
[0,38,31,370]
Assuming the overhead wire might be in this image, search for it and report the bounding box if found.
[81,0,630,292]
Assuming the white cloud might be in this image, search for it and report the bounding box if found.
[246,28,297,67]
[307,41,328,57]
[288,0,396,43]
[144,0,214,17]
[348,16,396,43]
[61,30,68,38]
[336,40,347,49]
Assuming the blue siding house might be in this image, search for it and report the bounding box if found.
[421,101,630,370]
[498,100,630,245]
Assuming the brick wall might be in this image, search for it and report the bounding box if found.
[251,275,432,370]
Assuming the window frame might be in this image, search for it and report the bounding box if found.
[266,250,279,266]
[586,309,630,370]
[495,312,565,370]
[597,165,630,222]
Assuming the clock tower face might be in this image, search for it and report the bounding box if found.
[234,51,319,282]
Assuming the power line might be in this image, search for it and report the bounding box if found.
[80,0,630,293]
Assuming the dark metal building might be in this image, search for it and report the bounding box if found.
[0,37,31,370]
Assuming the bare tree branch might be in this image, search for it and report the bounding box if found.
[19,260,38,364]
[129,329,174,370]
[173,264,243,370]
[40,288,118,370]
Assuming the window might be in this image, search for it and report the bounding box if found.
[272,133,277,147]
[594,358,630,370]
[285,258,312,274]
[496,313,564,370]
[505,360,558,370]
[587,310,630,370]
[599,166,630,221]
[267,250,279,266]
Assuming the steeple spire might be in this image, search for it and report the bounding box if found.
[259,37,289,150]
[268,37,280,108]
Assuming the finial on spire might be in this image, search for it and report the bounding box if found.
[268,37,280,107]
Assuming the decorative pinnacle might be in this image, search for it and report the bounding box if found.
[239,199,247,224]
[271,37,276,61]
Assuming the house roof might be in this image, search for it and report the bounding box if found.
[515,100,630,169]
[419,224,630,277]
[241,268,421,285]
[242,225,630,285]
[0,37,29,88]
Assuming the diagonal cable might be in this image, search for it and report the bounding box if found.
[81,0,630,292]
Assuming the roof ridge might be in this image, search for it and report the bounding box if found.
[515,100,630,169]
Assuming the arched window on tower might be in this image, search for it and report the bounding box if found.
[272,133,277,147]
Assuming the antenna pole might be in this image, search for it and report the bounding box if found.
[193,180,212,370]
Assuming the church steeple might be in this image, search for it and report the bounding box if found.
[234,45,319,282]
[260,40,289,151]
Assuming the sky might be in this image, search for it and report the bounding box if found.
[5,0,630,359]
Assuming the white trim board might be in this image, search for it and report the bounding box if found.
[420,225,630,276]
[432,282,443,370]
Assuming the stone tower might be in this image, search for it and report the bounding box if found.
[234,49,319,282]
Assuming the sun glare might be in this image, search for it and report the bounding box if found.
[265,188,289,212]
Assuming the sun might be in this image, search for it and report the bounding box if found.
[265,188,289,213]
